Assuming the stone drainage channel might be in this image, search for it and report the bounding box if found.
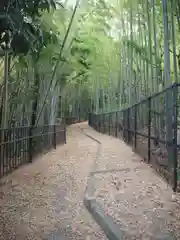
[81,128,176,240]
[81,127,127,240]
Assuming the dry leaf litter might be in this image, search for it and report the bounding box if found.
[1,122,180,239]
[83,126,180,239]
[0,123,107,240]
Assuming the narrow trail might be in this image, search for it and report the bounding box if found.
[0,122,180,239]
[0,123,107,240]
[84,125,180,239]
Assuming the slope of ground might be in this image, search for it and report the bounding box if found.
[0,122,180,239]
[83,126,180,239]
[0,123,107,240]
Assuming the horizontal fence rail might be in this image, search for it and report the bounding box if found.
[65,116,87,125]
[89,83,180,192]
[0,124,66,178]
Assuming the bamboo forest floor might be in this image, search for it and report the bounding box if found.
[0,122,180,239]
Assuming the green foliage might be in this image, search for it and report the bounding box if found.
[0,0,62,54]
[1,0,180,126]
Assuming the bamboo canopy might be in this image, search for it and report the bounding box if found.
[0,0,179,127]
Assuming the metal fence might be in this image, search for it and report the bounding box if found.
[0,124,66,178]
[89,83,180,192]
[65,116,87,125]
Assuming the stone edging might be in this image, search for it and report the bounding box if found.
[81,127,125,240]
[84,196,124,240]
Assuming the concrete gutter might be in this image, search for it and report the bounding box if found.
[84,196,124,240]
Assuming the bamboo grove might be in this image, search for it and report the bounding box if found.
[0,0,180,128]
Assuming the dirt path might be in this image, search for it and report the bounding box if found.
[83,125,180,239]
[0,122,180,240]
[0,123,107,240]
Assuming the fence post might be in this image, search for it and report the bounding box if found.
[95,114,96,129]
[134,105,137,149]
[28,126,33,163]
[88,113,91,126]
[78,106,80,122]
[103,114,105,133]
[64,124,66,144]
[148,97,151,163]
[122,110,125,141]
[98,116,101,132]
[172,85,178,192]
[53,125,56,149]
[108,114,110,135]
[94,114,95,129]
[127,109,130,143]
[115,112,118,138]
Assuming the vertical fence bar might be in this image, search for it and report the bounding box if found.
[13,128,15,168]
[28,126,33,163]
[134,105,137,149]
[172,85,178,191]
[148,97,151,163]
[103,114,105,133]
[25,127,27,163]
[96,114,97,130]
[93,114,95,129]
[22,127,25,164]
[2,133,5,176]
[95,115,96,129]
[94,114,95,129]
[0,130,2,177]
[96,115,98,130]
[0,124,66,179]
[116,112,118,137]
[98,115,101,132]
[108,114,110,135]
[64,124,66,144]
[88,113,91,126]
[78,106,80,122]
[123,110,125,141]
[53,125,56,149]
[127,109,130,143]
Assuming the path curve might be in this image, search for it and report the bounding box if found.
[0,123,107,240]
[0,122,180,239]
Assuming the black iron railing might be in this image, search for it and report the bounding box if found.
[65,115,89,125]
[0,124,66,178]
[89,83,180,192]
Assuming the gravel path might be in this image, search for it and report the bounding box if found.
[83,126,180,239]
[0,123,107,240]
[1,122,180,240]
